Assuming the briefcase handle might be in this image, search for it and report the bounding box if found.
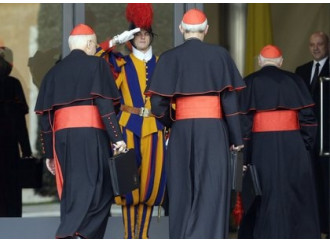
[320,77,330,156]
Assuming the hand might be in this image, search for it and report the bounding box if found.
[243,165,248,172]
[113,140,127,155]
[45,158,56,175]
[110,28,141,47]
[230,144,244,151]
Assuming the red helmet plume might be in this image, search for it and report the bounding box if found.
[126,3,153,30]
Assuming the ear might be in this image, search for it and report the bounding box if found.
[204,25,209,35]
[179,24,184,34]
[257,56,263,67]
[87,39,92,49]
[279,57,283,67]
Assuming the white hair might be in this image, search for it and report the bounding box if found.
[181,19,208,32]
[259,55,283,67]
[68,34,96,51]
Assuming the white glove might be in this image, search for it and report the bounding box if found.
[113,140,127,154]
[110,28,141,47]
[46,158,56,175]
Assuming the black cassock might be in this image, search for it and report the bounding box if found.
[238,66,320,238]
[295,58,330,235]
[146,38,245,239]
[0,57,32,217]
[35,50,122,238]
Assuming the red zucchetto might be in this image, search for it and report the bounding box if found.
[182,9,206,25]
[260,45,282,58]
[70,24,95,36]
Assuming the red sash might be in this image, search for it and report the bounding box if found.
[176,96,223,120]
[53,105,104,199]
[252,110,300,132]
[54,105,105,131]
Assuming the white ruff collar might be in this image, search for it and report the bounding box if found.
[132,46,153,62]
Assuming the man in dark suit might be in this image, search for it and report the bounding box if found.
[295,31,329,238]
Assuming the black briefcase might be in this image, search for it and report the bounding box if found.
[230,150,243,192]
[241,164,262,212]
[108,149,140,196]
[19,157,43,188]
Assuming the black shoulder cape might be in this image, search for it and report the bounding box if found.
[146,38,245,97]
[35,50,120,113]
[240,66,314,112]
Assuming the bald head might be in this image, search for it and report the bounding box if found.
[309,31,329,61]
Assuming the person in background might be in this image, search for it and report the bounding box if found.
[35,24,126,239]
[295,31,329,238]
[238,45,320,238]
[0,46,32,217]
[145,9,245,239]
[96,3,166,239]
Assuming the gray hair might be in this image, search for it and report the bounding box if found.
[68,34,96,51]
[181,19,208,33]
[259,55,283,67]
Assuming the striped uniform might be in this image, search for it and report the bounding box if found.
[97,48,166,239]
